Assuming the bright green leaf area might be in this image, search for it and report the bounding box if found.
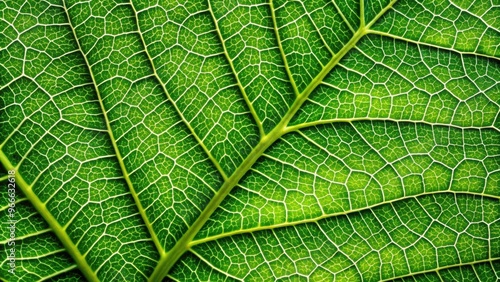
[0,0,499,281]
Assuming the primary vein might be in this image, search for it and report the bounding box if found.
[129,1,229,181]
[149,12,369,282]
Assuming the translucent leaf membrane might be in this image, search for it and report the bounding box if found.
[176,194,500,281]
[0,1,157,280]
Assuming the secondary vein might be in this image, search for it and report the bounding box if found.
[63,0,164,258]
[270,0,300,97]
[206,1,266,138]
[129,1,229,181]
[188,190,500,247]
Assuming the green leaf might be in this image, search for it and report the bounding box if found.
[1,0,499,281]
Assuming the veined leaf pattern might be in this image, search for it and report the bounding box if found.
[0,0,499,281]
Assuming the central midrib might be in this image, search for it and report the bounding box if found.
[148,0,402,277]
[148,25,370,282]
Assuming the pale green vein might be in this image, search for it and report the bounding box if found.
[189,250,243,281]
[63,0,164,260]
[149,129,280,281]
[282,27,366,128]
[16,249,66,261]
[299,2,335,57]
[350,121,402,201]
[39,265,79,282]
[206,2,265,138]
[165,275,181,282]
[380,258,500,282]
[360,0,366,27]
[149,4,379,279]
[0,228,51,244]
[331,0,355,34]
[4,0,500,281]
[0,151,98,282]
[366,0,399,28]
[0,174,9,182]
[269,0,300,97]
[0,85,55,150]
[367,29,500,62]
[0,198,28,212]
[5,124,62,176]
[188,191,500,247]
[283,118,500,134]
[129,1,229,181]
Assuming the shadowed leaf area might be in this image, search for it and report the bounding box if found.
[1,0,499,281]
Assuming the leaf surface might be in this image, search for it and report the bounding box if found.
[0,0,499,281]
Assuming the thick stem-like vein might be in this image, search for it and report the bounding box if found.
[0,174,9,182]
[380,258,500,281]
[150,0,399,279]
[149,14,368,282]
[282,28,366,128]
[39,265,79,282]
[149,132,278,281]
[0,151,99,282]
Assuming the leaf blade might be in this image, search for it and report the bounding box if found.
[1,0,499,281]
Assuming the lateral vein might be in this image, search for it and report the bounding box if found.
[284,118,500,134]
[380,258,500,281]
[188,190,500,246]
[62,0,164,257]
[367,29,500,62]
[206,2,265,138]
[0,150,99,282]
[129,1,229,181]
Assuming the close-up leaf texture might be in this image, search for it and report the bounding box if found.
[0,0,499,281]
